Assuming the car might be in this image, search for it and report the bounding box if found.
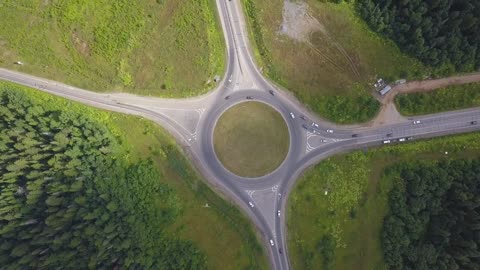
[224,95,230,100]
[269,240,275,246]
[302,124,308,130]
[277,210,281,217]
[399,138,406,142]
[246,96,253,100]
[326,129,333,133]
[351,134,359,137]
[278,193,282,198]
[413,120,421,124]
[471,121,478,125]
[300,115,306,120]
[407,137,414,140]
[320,139,327,143]
[386,133,393,137]
[290,112,295,119]
[383,140,391,144]
[269,90,275,96]
[311,122,319,128]
[248,202,254,208]
[279,248,283,254]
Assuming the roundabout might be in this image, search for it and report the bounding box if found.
[213,101,290,178]
[198,89,304,189]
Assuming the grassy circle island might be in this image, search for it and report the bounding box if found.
[213,101,290,178]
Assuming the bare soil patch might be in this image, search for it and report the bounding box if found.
[72,30,91,56]
[279,0,325,43]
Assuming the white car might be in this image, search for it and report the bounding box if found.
[383,140,391,144]
[311,122,319,128]
[413,120,421,124]
[248,202,254,208]
[277,210,281,217]
[290,112,295,119]
[399,138,406,142]
[326,129,334,133]
[270,240,275,246]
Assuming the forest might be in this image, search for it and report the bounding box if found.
[382,159,480,269]
[357,0,480,73]
[0,89,205,269]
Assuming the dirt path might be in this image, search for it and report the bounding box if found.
[368,72,480,127]
[382,72,480,105]
[394,72,480,94]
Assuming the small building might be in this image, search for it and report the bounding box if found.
[373,78,386,90]
[379,85,392,96]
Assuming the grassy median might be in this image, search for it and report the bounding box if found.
[395,82,480,116]
[214,101,290,178]
[288,132,480,270]
[242,0,427,123]
[0,0,224,97]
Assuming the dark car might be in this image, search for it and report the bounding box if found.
[302,124,308,130]
[279,248,283,254]
[352,134,359,137]
[269,90,275,96]
[471,121,478,125]
[246,96,254,100]
[225,95,230,100]
[386,133,393,137]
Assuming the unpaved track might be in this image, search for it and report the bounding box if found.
[394,72,480,94]
[370,72,480,126]
[382,72,480,105]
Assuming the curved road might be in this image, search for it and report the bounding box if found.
[1,0,480,269]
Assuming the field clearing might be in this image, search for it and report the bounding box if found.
[0,0,224,97]
[242,0,427,123]
[1,80,268,270]
[214,102,290,178]
[288,131,480,270]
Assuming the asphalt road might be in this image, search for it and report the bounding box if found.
[1,0,480,269]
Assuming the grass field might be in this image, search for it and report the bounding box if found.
[242,0,427,123]
[1,80,268,270]
[0,0,224,97]
[395,82,480,116]
[214,102,290,178]
[288,131,480,270]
